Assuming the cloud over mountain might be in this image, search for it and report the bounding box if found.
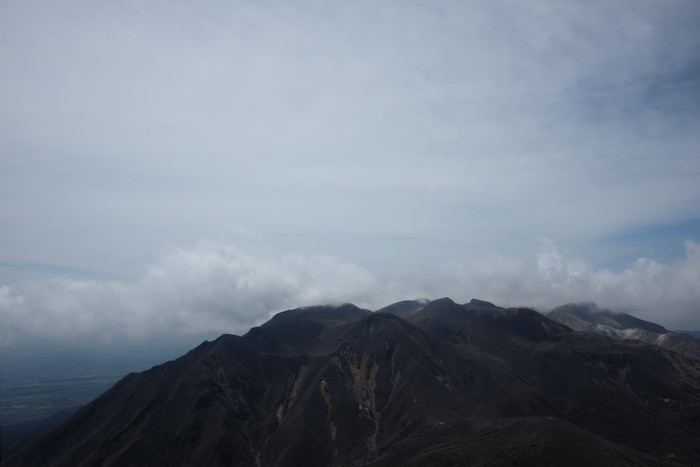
[1,0,699,349]
[2,238,699,346]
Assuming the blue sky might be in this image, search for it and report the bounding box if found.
[1,0,699,345]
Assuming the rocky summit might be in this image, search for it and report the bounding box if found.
[4,299,700,466]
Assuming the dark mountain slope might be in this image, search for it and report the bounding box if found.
[374,299,430,318]
[4,300,700,466]
[677,330,700,339]
[549,303,667,334]
[548,303,700,361]
[261,303,371,327]
[245,303,372,355]
[366,416,675,467]
[2,335,272,466]
[397,299,700,461]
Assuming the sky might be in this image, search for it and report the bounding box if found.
[1,0,699,348]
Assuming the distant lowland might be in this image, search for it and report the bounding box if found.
[2,299,700,466]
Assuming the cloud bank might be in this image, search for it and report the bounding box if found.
[439,239,700,329]
[1,2,699,346]
[2,239,699,346]
[1,1,699,279]
[0,242,385,346]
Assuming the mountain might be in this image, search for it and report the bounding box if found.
[677,330,700,339]
[0,406,81,451]
[4,299,700,466]
[547,303,700,361]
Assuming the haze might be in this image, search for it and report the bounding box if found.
[1,0,699,350]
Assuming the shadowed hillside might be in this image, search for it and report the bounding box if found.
[548,303,700,361]
[4,299,700,466]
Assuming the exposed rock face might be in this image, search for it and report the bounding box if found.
[548,303,700,361]
[4,299,700,466]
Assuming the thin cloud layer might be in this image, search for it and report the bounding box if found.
[1,239,699,346]
[388,239,700,331]
[1,1,699,277]
[507,239,700,329]
[0,242,386,346]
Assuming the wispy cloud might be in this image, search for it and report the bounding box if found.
[0,241,386,345]
[2,238,699,346]
[411,239,700,330]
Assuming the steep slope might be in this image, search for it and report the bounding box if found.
[677,330,700,339]
[548,303,700,360]
[4,300,700,466]
[374,299,430,318]
[400,299,700,461]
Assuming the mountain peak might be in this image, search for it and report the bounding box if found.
[547,303,700,361]
[261,302,370,328]
[548,303,667,334]
[465,298,501,309]
[5,298,700,466]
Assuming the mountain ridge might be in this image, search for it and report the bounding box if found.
[547,303,700,361]
[4,299,700,466]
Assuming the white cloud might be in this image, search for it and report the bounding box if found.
[0,242,390,346]
[2,239,699,347]
[425,239,700,330]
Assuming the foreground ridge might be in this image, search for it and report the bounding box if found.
[4,299,700,466]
